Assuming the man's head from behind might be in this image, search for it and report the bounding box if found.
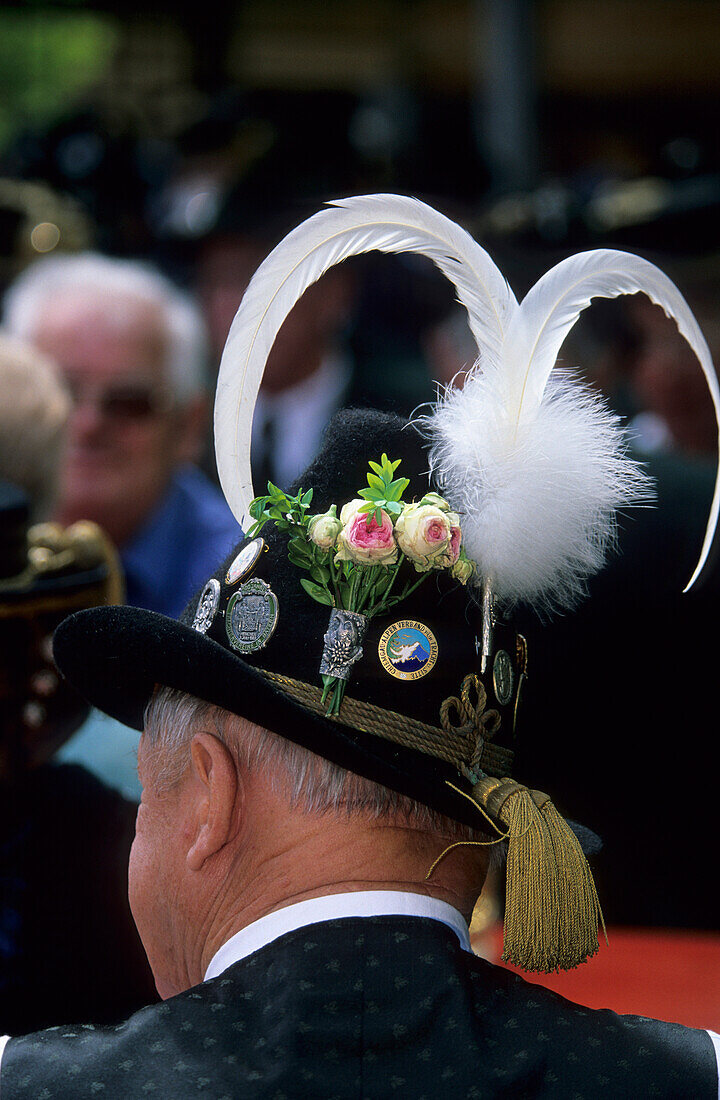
[4,254,209,546]
[132,685,492,999]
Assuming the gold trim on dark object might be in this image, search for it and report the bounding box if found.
[516,634,528,675]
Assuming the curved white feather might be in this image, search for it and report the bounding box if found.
[214,193,516,524]
[501,249,720,589]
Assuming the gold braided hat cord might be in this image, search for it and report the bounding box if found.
[260,669,513,778]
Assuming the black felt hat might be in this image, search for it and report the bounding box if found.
[53,409,523,831]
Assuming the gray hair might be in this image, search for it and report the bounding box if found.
[3,252,208,403]
[143,686,501,860]
[0,331,70,520]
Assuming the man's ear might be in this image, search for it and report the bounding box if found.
[186,732,241,872]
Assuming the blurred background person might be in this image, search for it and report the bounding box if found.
[3,253,241,618]
[626,281,720,459]
[158,99,443,489]
[0,334,68,522]
[0,333,156,1034]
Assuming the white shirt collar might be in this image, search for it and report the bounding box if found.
[204,890,471,981]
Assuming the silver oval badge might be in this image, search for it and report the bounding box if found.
[192,578,221,634]
[225,578,279,653]
[226,537,266,586]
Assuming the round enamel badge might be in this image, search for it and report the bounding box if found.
[378,620,438,681]
[225,537,266,586]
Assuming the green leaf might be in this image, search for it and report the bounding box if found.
[385,500,403,515]
[366,472,384,491]
[358,488,375,501]
[310,564,330,584]
[300,578,334,606]
[387,477,409,501]
[368,459,383,477]
[288,535,312,556]
[301,488,314,505]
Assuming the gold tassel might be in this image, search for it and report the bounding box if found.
[472,776,605,972]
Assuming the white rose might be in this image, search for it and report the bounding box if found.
[451,556,475,585]
[419,491,451,512]
[308,505,342,551]
[395,503,451,569]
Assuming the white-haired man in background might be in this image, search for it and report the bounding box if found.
[3,254,241,617]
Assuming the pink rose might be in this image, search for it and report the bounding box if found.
[447,524,461,564]
[433,511,462,568]
[335,501,398,565]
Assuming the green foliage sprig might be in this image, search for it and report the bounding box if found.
[357,454,410,524]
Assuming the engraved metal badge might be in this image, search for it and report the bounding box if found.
[225,537,266,586]
[378,620,438,681]
[225,578,279,653]
[192,578,221,634]
[492,648,514,706]
[319,608,368,681]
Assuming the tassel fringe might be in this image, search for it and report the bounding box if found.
[473,776,605,972]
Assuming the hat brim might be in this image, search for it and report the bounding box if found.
[54,604,602,853]
[53,604,492,830]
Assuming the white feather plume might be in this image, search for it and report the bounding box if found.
[214,193,720,610]
[423,248,719,608]
[214,194,515,525]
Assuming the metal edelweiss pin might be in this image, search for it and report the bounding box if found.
[378,620,438,681]
[225,577,279,653]
[225,537,266,586]
[192,579,221,634]
[319,608,368,681]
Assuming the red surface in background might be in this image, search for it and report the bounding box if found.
[477,925,720,1031]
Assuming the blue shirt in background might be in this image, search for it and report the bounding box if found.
[121,464,242,619]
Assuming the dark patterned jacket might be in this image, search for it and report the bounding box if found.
[2,916,717,1098]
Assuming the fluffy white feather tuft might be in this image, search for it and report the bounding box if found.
[423,368,653,615]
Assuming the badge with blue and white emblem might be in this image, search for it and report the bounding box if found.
[378,620,438,681]
[225,577,279,653]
